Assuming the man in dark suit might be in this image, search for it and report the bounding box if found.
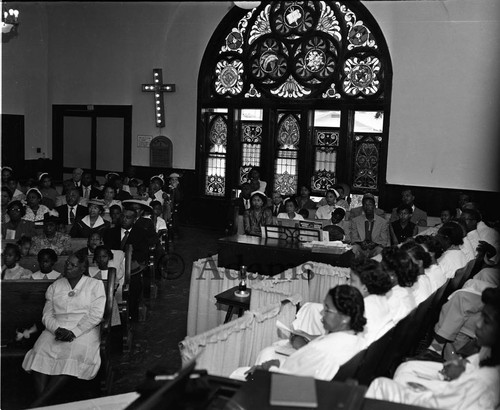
[233,182,252,216]
[389,189,428,227]
[114,175,133,201]
[270,191,285,217]
[121,199,158,246]
[103,207,150,321]
[55,187,88,226]
[79,171,101,201]
[64,167,83,189]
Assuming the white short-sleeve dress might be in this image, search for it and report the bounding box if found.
[22,275,106,380]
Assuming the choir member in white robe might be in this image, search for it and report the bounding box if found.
[366,288,500,410]
[400,242,435,305]
[381,247,419,324]
[437,222,468,278]
[291,259,394,345]
[230,285,367,381]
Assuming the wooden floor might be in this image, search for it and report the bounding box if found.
[1,225,224,410]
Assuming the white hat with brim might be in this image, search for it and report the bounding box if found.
[168,173,180,178]
[122,199,153,213]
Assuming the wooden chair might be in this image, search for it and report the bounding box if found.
[119,244,132,352]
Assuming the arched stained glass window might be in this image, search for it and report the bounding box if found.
[198,0,392,200]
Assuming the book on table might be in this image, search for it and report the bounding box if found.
[270,373,318,408]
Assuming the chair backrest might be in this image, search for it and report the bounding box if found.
[332,349,367,382]
[0,280,54,345]
[355,328,395,385]
[375,310,418,378]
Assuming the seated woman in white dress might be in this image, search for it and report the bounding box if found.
[22,251,106,407]
[366,287,500,410]
[292,259,394,345]
[415,235,448,292]
[276,197,304,221]
[437,222,468,279]
[381,247,419,324]
[231,285,367,381]
[315,189,340,220]
[400,241,434,305]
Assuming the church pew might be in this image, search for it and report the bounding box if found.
[1,269,117,395]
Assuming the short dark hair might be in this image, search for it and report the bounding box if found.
[381,247,420,287]
[415,235,444,260]
[351,258,393,295]
[461,208,481,223]
[37,248,58,263]
[71,250,90,276]
[397,204,413,214]
[332,207,346,219]
[93,245,113,262]
[2,186,12,199]
[7,200,25,217]
[284,197,298,209]
[3,243,21,260]
[150,200,162,209]
[437,222,464,247]
[328,285,367,333]
[400,241,432,270]
[109,204,122,213]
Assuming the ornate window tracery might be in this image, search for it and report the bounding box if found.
[199,1,392,198]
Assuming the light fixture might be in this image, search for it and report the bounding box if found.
[233,2,261,10]
[2,5,19,42]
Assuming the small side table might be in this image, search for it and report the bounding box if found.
[215,286,252,323]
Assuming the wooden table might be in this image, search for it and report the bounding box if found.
[214,286,251,323]
[230,370,432,410]
[218,234,354,276]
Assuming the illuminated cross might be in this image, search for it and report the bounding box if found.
[141,68,176,128]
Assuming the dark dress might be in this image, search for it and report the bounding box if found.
[391,221,416,244]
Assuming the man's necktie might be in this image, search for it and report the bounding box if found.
[365,220,374,241]
[84,186,90,199]
[120,230,130,250]
[274,205,279,215]
[244,199,250,209]
[69,207,75,224]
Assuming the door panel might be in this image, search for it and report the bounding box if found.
[63,116,92,169]
[96,117,124,172]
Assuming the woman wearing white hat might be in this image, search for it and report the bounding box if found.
[69,199,110,238]
[22,188,51,227]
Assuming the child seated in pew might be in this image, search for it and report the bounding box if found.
[76,231,103,257]
[1,243,32,280]
[89,246,121,326]
[366,287,500,410]
[17,235,33,257]
[276,197,304,221]
[31,248,61,280]
[230,285,368,381]
[109,204,122,228]
[150,200,168,233]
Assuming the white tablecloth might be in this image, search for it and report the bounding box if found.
[187,255,350,336]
